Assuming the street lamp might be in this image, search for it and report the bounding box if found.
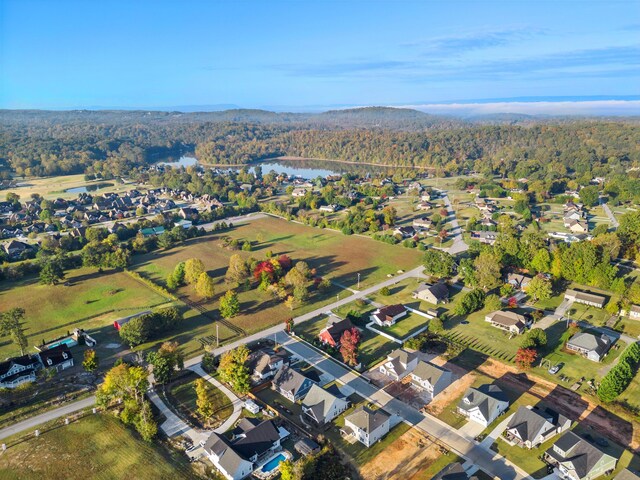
[357,273,361,290]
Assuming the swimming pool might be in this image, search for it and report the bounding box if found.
[47,338,76,349]
[261,453,286,473]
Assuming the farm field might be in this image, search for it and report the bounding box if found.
[166,371,233,429]
[0,267,171,359]
[0,414,200,480]
[8,174,138,200]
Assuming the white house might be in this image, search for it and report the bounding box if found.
[485,310,526,334]
[409,361,454,400]
[301,384,350,425]
[378,349,419,381]
[371,304,407,327]
[342,406,391,447]
[0,355,40,389]
[457,384,509,427]
[37,345,74,372]
[204,419,282,480]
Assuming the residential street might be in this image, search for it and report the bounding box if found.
[0,395,96,441]
[600,199,619,229]
[441,192,469,255]
[275,331,529,480]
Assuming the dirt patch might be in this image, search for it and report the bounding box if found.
[360,428,445,480]
[426,368,477,417]
[470,358,640,452]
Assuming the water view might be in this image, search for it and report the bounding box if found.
[65,182,114,193]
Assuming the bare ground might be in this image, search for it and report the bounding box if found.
[360,428,446,480]
[472,358,640,452]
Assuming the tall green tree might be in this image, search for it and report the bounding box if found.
[219,290,240,319]
[1,308,28,355]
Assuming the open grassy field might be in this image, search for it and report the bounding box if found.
[135,216,422,289]
[9,174,139,200]
[0,414,200,480]
[0,267,171,359]
[131,216,421,338]
[167,371,233,428]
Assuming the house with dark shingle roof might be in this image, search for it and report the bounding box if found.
[271,365,316,402]
[0,355,40,389]
[544,431,617,480]
[38,344,74,373]
[301,384,350,425]
[204,419,282,480]
[504,405,571,449]
[409,361,454,400]
[457,384,509,427]
[317,315,355,348]
[342,406,391,447]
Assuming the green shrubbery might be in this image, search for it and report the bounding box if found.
[597,342,640,402]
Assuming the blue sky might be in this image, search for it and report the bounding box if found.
[0,0,639,110]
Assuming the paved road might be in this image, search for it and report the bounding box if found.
[185,265,427,368]
[441,192,469,255]
[275,332,529,480]
[600,199,619,229]
[0,395,96,441]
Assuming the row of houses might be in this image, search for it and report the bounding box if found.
[0,344,74,389]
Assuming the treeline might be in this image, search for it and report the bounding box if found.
[1,109,639,180]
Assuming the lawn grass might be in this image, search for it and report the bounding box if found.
[9,174,139,200]
[531,321,626,388]
[491,435,556,479]
[381,312,430,339]
[0,267,171,359]
[167,371,233,428]
[0,414,199,480]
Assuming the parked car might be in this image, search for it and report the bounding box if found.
[548,363,564,375]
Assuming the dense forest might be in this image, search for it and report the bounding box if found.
[1,108,639,181]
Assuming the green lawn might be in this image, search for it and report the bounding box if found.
[531,322,626,388]
[0,267,171,359]
[380,312,430,339]
[0,414,199,480]
[167,371,233,428]
[491,435,557,479]
[443,309,523,364]
[615,317,640,340]
[293,314,398,369]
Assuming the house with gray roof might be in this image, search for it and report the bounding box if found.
[409,361,454,400]
[504,405,571,449]
[432,462,481,480]
[457,384,509,427]
[378,348,419,381]
[342,406,391,447]
[564,290,606,308]
[301,384,350,425]
[412,283,450,304]
[0,354,40,389]
[544,431,617,480]
[271,365,316,402]
[204,419,282,480]
[566,332,613,362]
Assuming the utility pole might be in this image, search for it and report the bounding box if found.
[357,273,361,290]
[216,324,219,347]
